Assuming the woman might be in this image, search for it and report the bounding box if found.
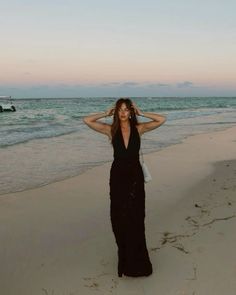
[83,98,166,277]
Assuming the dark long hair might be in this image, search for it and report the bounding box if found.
[111,98,138,141]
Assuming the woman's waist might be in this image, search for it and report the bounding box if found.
[110,157,143,179]
[112,156,140,165]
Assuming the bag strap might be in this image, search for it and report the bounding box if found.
[140,145,144,164]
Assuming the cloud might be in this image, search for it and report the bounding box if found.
[177,81,194,88]
[100,81,196,89]
[122,82,140,87]
[100,82,122,87]
[147,83,170,87]
[98,81,143,88]
[99,81,171,88]
[7,79,230,98]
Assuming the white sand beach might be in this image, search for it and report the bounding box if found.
[0,126,236,295]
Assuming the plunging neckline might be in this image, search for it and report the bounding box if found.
[120,125,132,150]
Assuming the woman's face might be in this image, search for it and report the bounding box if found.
[118,103,130,122]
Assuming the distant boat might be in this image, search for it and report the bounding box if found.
[0,96,16,112]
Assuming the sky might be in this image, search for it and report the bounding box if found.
[1,0,236,98]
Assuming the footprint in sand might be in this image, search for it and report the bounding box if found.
[217,231,225,237]
[83,274,118,293]
[83,277,100,291]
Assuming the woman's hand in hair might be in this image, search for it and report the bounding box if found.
[105,106,115,117]
[131,102,143,116]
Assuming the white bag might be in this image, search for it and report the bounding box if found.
[141,161,152,183]
[140,146,152,183]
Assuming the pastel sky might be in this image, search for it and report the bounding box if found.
[1,0,236,97]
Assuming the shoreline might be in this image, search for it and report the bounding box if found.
[0,125,236,294]
[1,123,235,197]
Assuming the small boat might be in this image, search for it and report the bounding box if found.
[0,96,16,112]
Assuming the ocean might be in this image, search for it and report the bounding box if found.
[1,96,236,195]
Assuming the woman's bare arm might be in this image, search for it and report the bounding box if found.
[132,102,166,135]
[138,112,166,135]
[83,107,114,139]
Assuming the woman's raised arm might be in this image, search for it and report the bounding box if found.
[132,102,166,135]
[83,107,114,138]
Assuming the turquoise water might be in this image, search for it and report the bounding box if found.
[1,96,236,147]
[0,97,236,195]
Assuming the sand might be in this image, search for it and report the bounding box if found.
[0,126,236,295]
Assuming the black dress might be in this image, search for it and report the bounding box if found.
[109,123,153,277]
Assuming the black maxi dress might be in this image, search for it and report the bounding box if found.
[109,123,153,277]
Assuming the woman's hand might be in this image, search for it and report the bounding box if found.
[131,102,143,116]
[105,106,115,117]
